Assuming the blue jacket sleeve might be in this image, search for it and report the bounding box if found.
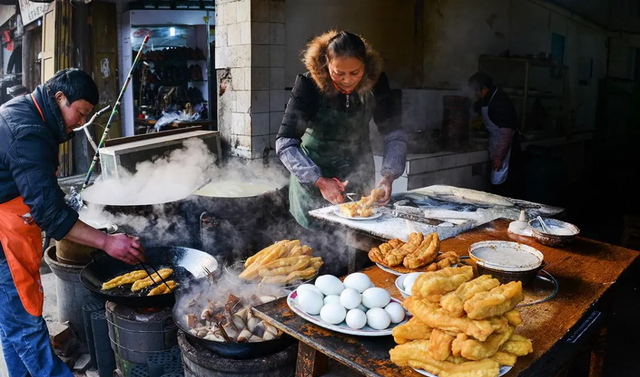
[7,127,78,240]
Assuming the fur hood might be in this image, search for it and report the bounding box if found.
[302,30,383,97]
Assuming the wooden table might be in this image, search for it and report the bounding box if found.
[253,219,638,377]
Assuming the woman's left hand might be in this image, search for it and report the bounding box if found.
[376,175,394,205]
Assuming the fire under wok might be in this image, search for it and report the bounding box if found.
[80,246,218,308]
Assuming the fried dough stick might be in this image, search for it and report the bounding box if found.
[386,232,424,266]
[404,233,440,269]
[499,334,533,356]
[101,270,148,290]
[244,240,288,269]
[390,341,500,377]
[459,326,514,360]
[428,328,456,361]
[464,281,524,319]
[504,309,522,326]
[440,275,501,317]
[491,351,518,367]
[403,297,494,342]
[131,269,173,292]
[412,266,474,299]
[147,280,178,296]
[392,317,433,344]
[240,241,294,280]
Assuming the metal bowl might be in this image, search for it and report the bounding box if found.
[469,241,544,287]
[529,218,580,247]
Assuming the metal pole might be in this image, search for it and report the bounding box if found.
[81,34,150,191]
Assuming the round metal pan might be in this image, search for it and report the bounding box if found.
[80,246,218,308]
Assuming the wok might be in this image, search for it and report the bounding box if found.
[80,246,218,308]
[172,277,295,359]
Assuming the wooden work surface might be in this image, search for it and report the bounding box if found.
[253,219,639,377]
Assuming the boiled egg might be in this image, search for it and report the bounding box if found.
[320,302,347,325]
[403,272,423,293]
[297,289,323,315]
[384,302,406,323]
[297,283,323,298]
[315,275,345,296]
[343,273,373,293]
[345,309,367,329]
[366,307,391,330]
[339,288,362,310]
[323,295,341,306]
[361,287,391,309]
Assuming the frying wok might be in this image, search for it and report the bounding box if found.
[80,246,218,308]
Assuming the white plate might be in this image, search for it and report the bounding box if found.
[287,291,410,336]
[333,208,383,221]
[414,366,512,377]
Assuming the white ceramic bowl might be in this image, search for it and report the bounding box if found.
[395,275,411,298]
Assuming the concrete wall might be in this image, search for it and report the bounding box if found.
[284,0,416,89]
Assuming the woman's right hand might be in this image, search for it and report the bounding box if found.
[315,177,349,205]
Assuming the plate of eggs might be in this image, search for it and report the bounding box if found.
[287,273,411,336]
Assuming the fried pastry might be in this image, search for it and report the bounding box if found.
[504,309,522,327]
[101,270,148,290]
[131,268,173,292]
[404,233,440,269]
[499,334,533,356]
[428,328,456,361]
[147,280,178,296]
[459,326,514,361]
[385,232,424,266]
[412,266,474,299]
[403,297,495,342]
[259,256,311,276]
[441,275,501,317]
[491,351,517,367]
[464,281,524,319]
[393,317,433,344]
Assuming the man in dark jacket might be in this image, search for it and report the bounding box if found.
[469,72,521,197]
[0,68,145,376]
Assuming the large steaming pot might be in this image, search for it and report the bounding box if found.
[181,181,288,262]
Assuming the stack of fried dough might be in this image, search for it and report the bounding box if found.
[390,266,532,377]
[239,240,324,285]
[101,268,177,296]
[369,232,460,273]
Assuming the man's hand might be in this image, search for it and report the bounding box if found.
[376,175,394,205]
[492,159,503,170]
[315,177,348,205]
[102,234,145,265]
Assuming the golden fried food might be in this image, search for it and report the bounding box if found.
[404,233,440,269]
[244,240,288,269]
[440,275,501,317]
[288,245,304,257]
[340,202,359,217]
[368,247,385,265]
[460,327,514,361]
[301,245,314,255]
[464,281,524,320]
[339,188,384,218]
[101,270,148,290]
[451,333,468,357]
[489,316,510,333]
[504,309,522,327]
[261,255,308,269]
[412,266,474,299]
[385,232,424,267]
[131,269,173,292]
[388,239,405,249]
[499,334,533,356]
[147,280,178,296]
[429,329,456,361]
[445,355,468,364]
[390,341,500,377]
[240,242,288,279]
[259,257,311,277]
[403,297,495,342]
[309,257,324,270]
[491,351,517,367]
[392,317,433,344]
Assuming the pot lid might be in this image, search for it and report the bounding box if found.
[469,241,543,272]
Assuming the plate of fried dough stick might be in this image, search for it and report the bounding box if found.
[369,232,460,276]
[335,188,386,220]
[227,240,324,287]
[389,266,533,377]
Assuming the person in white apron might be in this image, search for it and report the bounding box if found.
[469,72,520,196]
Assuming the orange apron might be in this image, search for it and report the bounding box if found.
[0,94,48,316]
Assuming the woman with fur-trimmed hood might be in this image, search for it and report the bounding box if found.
[276,30,407,229]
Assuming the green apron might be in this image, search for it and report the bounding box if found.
[289,92,376,229]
